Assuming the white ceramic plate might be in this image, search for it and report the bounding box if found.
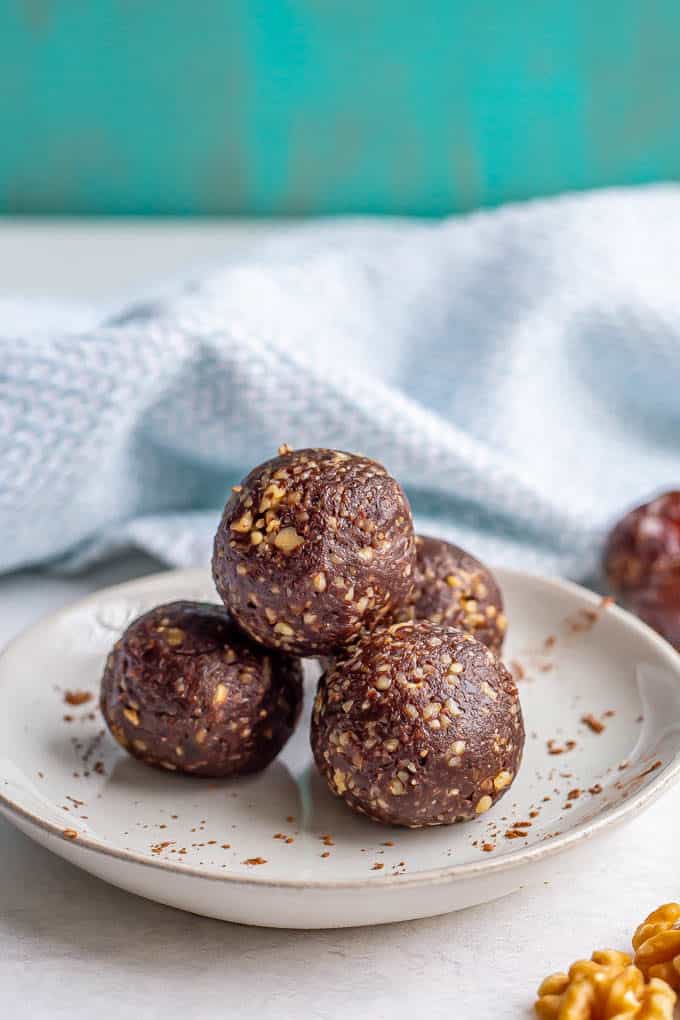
[2,567,680,929]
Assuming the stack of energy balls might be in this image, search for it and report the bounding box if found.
[101,447,525,829]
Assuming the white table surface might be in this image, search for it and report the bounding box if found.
[2,220,679,1019]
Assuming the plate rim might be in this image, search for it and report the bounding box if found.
[2,565,680,892]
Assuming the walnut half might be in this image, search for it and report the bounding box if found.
[633,902,680,991]
[535,949,676,1019]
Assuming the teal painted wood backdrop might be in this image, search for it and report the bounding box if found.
[1,1,679,216]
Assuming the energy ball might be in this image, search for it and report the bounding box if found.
[604,491,680,597]
[212,447,416,656]
[311,620,524,827]
[100,601,303,777]
[396,535,506,653]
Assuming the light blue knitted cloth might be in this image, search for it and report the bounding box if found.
[4,187,680,583]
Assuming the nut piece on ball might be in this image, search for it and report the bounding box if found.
[311,620,525,827]
[101,601,303,777]
[397,535,506,653]
[604,491,680,597]
[212,447,416,656]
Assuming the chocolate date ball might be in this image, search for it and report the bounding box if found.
[604,491,680,597]
[212,447,416,656]
[317,536,505,673]
[101,601,303,777]
[311,620,524,827]
[397,535,506,652]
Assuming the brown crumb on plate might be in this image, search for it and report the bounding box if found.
[510,660,526,681]
[547,738,577,755]
[64,690,93,706]
[581,713,605,734]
